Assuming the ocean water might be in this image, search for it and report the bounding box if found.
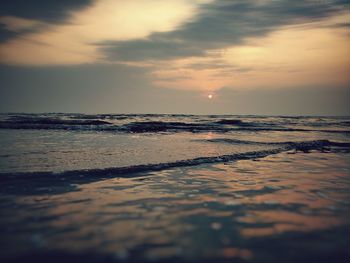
[0,113,349,175]
[0,113,350,262]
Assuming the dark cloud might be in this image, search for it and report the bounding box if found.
[102,0,349,61]
[0,0,93,22]
[0,24,17,42]
[100,37,205,61]
[0,0,94,43]
[330,22,350,28]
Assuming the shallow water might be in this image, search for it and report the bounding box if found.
[0,114,349,262]
[0,151,349,262]
[0,130,279,173]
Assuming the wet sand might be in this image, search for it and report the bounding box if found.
[1,150,350,262]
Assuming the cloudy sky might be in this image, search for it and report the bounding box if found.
[0,0,349,115]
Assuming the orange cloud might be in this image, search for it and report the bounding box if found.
[151,14,350,91]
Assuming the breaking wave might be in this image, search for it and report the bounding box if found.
[1,114,349,134]
[1,139,348,180]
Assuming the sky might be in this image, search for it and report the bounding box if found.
[0,0,349,115]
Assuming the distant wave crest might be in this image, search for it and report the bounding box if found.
[0,114,349,134]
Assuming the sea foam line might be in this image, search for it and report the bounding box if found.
[0,140,348,181]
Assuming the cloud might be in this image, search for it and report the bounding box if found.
[0,25,16,42]
[0,0,349,96]
[0,16,49,43]
[0,0,93,23]
[0,0,209,65]
[0,0,92,43]
[102,0,350,61]
[0,16,47,32]
[1,0,348,66]
[149,22,350,91]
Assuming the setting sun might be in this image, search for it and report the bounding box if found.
[208,94,213,99]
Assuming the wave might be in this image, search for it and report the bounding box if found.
[69,114,131,120]
[1,122,349,134]
[215,119,248,125]
[120,121,228,133]
[204,138,284,145]
[214,119,276,127]
[204,138,350,151]
[1,115,349,134]
[1,115,112,125]
[1,140,348,181]
[120,121,350,133]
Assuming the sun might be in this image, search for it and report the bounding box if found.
[208,94,213,99]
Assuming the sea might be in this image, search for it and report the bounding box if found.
[0,113,349,262]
